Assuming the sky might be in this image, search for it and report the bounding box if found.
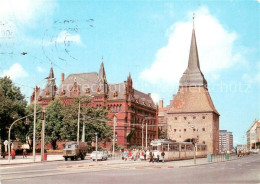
[0,0,259,146]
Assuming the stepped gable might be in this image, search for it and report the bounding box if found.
[133,89,155,108]
[108,83,126,100]
[57,72,98,97]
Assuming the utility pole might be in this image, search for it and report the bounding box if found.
[141,124,144,150]
[41,110,45,161]
[81,116,86,142]
[77,100,81,144]
[33,86,37,162]
[145,121,148,149]
[95,133,98,163]
[113,115,117,156]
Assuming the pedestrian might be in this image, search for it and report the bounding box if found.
[161,150,165,163]
[156,154,159,163]
[123,150,127,161]
[149,150,154,163]
[144,150,146,161]
[11,149,15,160]
[23,149,27,158]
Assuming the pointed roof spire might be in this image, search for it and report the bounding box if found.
[128,72,132,80]
[45,66,56,99]
[179,15,207,87]
[98,57,107,83]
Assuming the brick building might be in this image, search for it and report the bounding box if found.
[219,130,233,153]
[159,24,220,154]
[31,59,157,148]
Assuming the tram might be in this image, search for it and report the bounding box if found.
[150,139,207,161]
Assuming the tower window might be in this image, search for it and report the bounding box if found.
[184,129,186,132]
[193,116,196,119]
[202,116,205,119]
[184,117,187,120]
[174,129,176,132]
[175,117,177,120]
[202,128,205,131]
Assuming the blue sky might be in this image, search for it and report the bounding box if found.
[0,0,259,146]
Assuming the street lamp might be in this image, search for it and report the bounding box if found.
[141,117,156,150]
[188,125,196,165]
[95,132,98,163]
[8,112,41,162]
[113,115,117,156]
[77,96,94,144]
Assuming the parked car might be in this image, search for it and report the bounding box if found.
[90,151,108,161]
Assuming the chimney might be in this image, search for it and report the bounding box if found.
[61,73,65,83]
[159,99,163,109]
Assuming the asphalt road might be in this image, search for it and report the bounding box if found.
[1,154,260,184]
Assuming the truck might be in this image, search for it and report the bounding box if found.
[63,142,87,161]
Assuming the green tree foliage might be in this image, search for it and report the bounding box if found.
[45,98,64,149]
[61,96,113,145]
[159,129,168,139]
[25,104,42,148]
[0,77,27,143]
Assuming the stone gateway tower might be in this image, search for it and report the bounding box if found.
[166,24,220,154]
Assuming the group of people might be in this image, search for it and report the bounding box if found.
[1,149,27,159]
[120,149,165,163]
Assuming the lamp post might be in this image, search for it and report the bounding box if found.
[113,115,117,156]
[8,112,40,162]
[95,132,98,163]
[141,117,156,150]
[188,125,196,165]
[41,109,45,161]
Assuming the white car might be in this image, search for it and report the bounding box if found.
[91,151,108,161]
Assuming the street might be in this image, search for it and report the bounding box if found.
[1,154,259,184]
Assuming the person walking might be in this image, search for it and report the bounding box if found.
[23,149,27,158]
[144,150,147,161]
[149,150,154,163]
[123,150,127,161]
[11,149,15,160]
[161,151,165,163]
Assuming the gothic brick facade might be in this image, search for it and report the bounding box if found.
[31,59,157,149]
[160,25,220,154]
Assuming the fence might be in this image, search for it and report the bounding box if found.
[207,153,237,162]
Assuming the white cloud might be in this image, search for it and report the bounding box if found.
[242,62,260,85]
[37,66,44,73]
[1,63,28,80]
[140,6,243,84]
[56,31,82,44]
[151,93,160,104]
[0,0,57,24]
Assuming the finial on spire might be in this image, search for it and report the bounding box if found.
[193,13,195,29]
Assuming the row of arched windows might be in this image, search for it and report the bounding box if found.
[108,104,122,112]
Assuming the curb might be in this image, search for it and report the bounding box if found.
[0,159,64,166]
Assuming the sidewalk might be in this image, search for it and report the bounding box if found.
[0,153,244,167]
[0,154,64,165]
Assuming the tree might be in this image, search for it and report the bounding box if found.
[61,96,113,145]
[45,98,64,149]
[25,104,43,149]
[159,129,168,139]
[0,77,27,144]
